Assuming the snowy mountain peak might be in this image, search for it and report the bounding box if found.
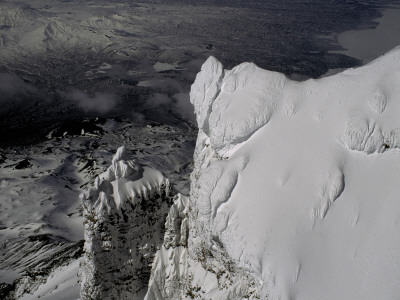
[81,146,170,213]
[186,47,400,299]
[190,56,224,132]
[191,56,287,157]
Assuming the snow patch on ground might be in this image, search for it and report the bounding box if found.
[19,259,80,300]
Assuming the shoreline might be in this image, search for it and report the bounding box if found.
[323,4,400,77]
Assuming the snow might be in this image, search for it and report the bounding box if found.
[188,47,400,299]
[0,150,84,242]
[19,259,81,300]
[0,269,20,284]
[153,62,180,72]
[0,116,194,298]
[82,146,170,213]
[208,62,286,156]
[2,7,399,294]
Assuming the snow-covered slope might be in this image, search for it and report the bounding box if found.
[148,48,400,299]
[0,236,83,300]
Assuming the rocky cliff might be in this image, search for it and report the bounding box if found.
[79,146,174,299]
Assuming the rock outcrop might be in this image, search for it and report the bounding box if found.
[79,146,174,299]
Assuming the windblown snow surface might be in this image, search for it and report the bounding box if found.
[146,48,400,300]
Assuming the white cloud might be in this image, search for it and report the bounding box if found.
[0,73,38,100]
[172,92,195,121]
[63,88,118,114]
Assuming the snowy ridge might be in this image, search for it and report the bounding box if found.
[79,146,174,299]
[183,49,400,299]
[190,57,286,156]
[81,146,171,213]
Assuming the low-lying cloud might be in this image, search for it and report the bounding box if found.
[62,88,118,114]
[131,111,145,126]
[0,73,39,100]
[146,92,195,121]
[172,92,194,121]
[147,93,172,107]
